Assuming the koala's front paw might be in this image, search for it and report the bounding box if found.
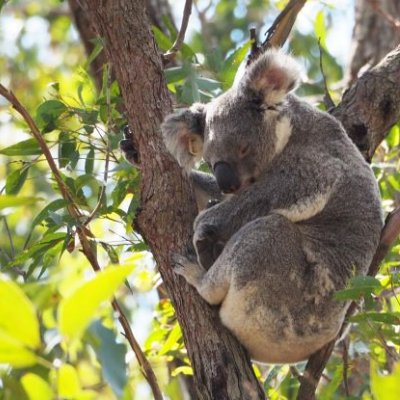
[120,126,140,166]
[194,224,224,270]
[171,253,205,286]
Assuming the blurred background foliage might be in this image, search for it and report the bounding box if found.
[0,0,398,399]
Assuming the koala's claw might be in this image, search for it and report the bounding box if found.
[170,252,205,285]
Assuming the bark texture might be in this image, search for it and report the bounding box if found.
[333,45,400,161]
[348,0,400,83]
[82,1,264,399]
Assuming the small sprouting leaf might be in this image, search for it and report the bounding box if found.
[171,365,193,377]
[5,166,29,195]
[159,322,182,355]
[0,195,41,210]
[90,321,127,398]
[21,373,53,400]
[85,37,104,68]
[314,11,327,48]
[0,139,42,156]
[36,100,67,133]
[0,277,41,367]
[58,264,135,341]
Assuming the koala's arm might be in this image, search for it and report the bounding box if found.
[190,170,223,211]
[195,153,344,242]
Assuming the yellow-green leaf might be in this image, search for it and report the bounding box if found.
[371,361,400,400]
[0,277,40,349]
[314,10,327,48]
[0,330,37,367]
[57,364,81,398]
[0,195,42,210]
[21,373,53,400]
[58,265,135,340]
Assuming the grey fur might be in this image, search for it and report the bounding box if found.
[162,49,383,364]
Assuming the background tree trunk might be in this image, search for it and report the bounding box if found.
[348,0,400,83]
[82,1,265,399]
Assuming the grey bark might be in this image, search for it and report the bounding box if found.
[333,45,400,161]
[348,0,400,83]
[82,1,265,399]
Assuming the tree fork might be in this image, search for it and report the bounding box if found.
[82,1,265,398]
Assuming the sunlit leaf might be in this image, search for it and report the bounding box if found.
[371,361,400,400]
[58,264,135,341]
[159,322,182,355]
[0,330,38,367]
[21,373,53,400]
[0,277,40,349]
[0,195,41,210]
[152,26,173,51]
[171,365,193,377]
[314,11,327,48]
[57,364,81,398]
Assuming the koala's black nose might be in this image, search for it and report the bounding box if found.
[214,162,240,193]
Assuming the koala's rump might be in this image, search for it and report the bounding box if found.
[215,214,345,363]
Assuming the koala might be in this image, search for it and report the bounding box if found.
[161,49,383,364]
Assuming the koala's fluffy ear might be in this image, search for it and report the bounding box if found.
[241,48,302,105]
[161,103,206,171]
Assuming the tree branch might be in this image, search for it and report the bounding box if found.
[0,84,163,400]
[332,45,400,161]
[163,0,192,62]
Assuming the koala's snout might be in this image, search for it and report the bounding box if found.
[214,162,241,193]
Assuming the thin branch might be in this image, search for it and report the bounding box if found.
[263,0,307,46]
[163,0,192,62]
[297,206,400,400]
[318,38,335,110]
[0,84,163,400]
[367,0,400,29]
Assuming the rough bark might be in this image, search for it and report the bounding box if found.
[348,0,400,83]
[82,1,265,399]
[333,45,400,161]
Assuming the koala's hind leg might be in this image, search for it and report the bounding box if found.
[172,253,230,305]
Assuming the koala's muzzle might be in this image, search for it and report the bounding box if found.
[214,162,240,193]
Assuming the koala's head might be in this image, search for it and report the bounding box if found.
[162,49,301,194]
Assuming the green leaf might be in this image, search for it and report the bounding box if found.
[0,195,41,210]
[36,100,67,133]
[314,11,327,48]
[85,148,95,174]
[152,26,173,51]
[90,321,127,398]
[85,37,104,68]
[351,312,400,325]
[164,65,190,84]
[0,277,41,367]
[0,139,42,156]
[371,361,400,400]
[21,373,53,400]
[335,276,382,300]
[31,199,67,228]
[5,166,29,195]
[171,365,193,377]
[220,41,251,89]
[58,264,135,341]
[58,132,79,169]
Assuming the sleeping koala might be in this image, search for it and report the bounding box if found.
[161,49,383,364]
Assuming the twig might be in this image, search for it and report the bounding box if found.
[367,0,400,30]
[263,0,307,49]
[318,38,335,110]
[297,206,400,400]
[163,0,192,62]
[342,339,350,396]
[0,84,163,400]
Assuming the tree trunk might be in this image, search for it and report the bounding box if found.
[348,0,400,83]
[82,1,265,399]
